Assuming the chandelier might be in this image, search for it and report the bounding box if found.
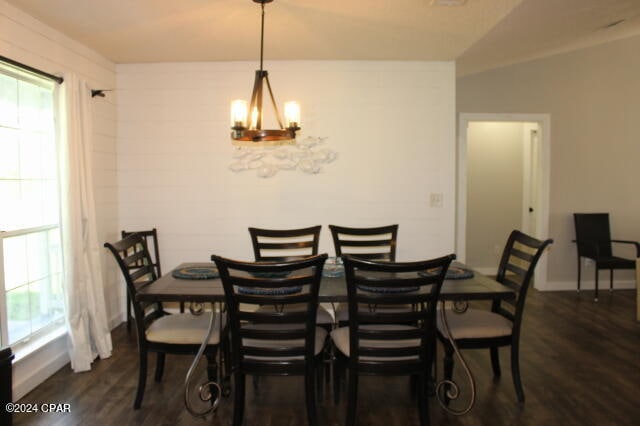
[230,0,300,146]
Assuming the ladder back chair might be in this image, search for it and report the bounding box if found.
[329,224,398,261]
[212,254,328,426]
[248,226,333,327]
[105,234,221,409]
[438,230,552,403]
[331,254,455,426]
[121,229,164,332]
[329,224,400,324]
[249,225,322,261]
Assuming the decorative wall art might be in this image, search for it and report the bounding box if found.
[229,136,338,178]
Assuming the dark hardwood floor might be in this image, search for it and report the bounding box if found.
[14,289,640,425]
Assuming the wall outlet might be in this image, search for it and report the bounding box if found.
[584,258,594,267]
[430,193,443,208]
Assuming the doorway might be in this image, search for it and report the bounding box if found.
[456,113,550,290]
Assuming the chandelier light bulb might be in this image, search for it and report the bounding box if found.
[284,101,301,129]
[230,99,248,128]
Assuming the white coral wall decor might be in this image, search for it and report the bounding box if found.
[229,137,338,178]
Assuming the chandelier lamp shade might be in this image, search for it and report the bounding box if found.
[230,0,301,146]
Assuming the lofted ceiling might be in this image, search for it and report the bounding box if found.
[5,0,640,76]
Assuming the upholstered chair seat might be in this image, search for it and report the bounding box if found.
[437,309,512,340]
[146,312,221,344]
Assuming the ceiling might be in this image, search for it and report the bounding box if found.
[6,0,640,76]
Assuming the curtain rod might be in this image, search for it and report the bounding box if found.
[0,55,64,84]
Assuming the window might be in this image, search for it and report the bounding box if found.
[0,60,65,348]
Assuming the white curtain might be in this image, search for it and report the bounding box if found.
[58,74,112,372]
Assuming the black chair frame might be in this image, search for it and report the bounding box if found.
[439,230,552,403]
[329,224,398,261]
[105,234,220,409]
[249,225,322,262]
[212,253,328,426]
[334,254,455,426]
[120,229,164,332]
[572,213,639,300]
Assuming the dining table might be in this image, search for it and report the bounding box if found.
[136,261,515,417]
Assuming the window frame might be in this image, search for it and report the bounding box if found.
[0,59,65,349]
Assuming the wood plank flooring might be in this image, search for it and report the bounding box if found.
[13,289,640,425]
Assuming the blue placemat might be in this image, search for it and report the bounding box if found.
[419,266,474,280]
[237,286,302,295]
[172,266,219,280]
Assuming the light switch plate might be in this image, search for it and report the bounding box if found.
[430,193,443,208]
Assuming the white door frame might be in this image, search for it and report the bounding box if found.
[456,113,551,290]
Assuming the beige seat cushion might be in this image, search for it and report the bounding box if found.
[437,309,512,340]
[242,323,327,360]
[334,303,414,322]
[146,312,221,344]
[330,324,422,361]
[255,303,334,325]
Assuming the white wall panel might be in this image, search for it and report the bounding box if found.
[117,61,456,270]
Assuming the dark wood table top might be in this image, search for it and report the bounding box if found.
[136,262,515,304]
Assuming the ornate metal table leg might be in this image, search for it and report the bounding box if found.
[436,301,476,416]
[184,302,221,417]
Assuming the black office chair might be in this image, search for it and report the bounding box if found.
[212,253,328,426]
[331,254,455,425]
[438,230,552,403]
[105,234,221,409]
[573,213,639,301]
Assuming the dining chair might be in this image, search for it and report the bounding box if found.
[329,224,398,261]
[249,225,322,261]
[328,224,399,325]
[211,253,328,426]
[105,234,222,409]
[572,213,639,301]
[120,228,167,332]
[438,230,552,403]
[247,226,333,326]
[331,254,455,426]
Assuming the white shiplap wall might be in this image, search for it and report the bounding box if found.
[1,0,118,399]
[117,61,456,269]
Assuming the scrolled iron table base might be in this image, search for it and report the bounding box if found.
[184,302,222,418]
[435,301,476,416]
